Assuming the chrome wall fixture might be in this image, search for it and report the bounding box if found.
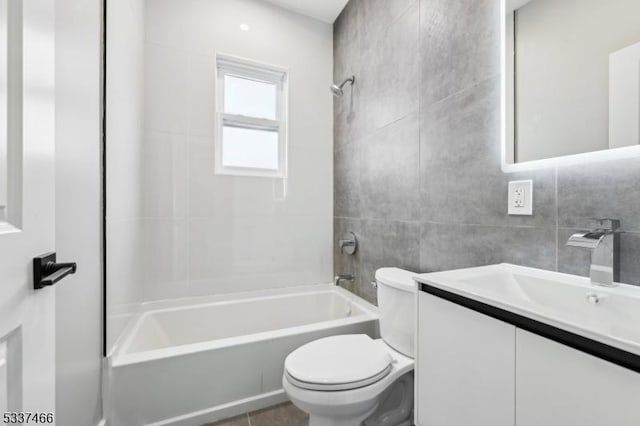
[566,218,620,287]
[330,76,355,97]
[339,232,358,255]
[334,274,355,286]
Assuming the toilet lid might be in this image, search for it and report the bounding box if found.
[285,335,392,390]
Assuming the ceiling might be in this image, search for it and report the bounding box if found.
[264,0,349,23]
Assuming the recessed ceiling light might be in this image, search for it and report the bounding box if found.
[239,23,250,31]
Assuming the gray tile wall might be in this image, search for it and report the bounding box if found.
[333,0,640,304]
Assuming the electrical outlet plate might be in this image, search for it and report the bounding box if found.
[508,180,533,215]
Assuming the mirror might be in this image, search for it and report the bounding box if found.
[503,0,640,167]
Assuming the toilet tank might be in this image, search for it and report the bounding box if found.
[375,268,416,358]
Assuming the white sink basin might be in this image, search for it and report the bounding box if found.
[415,264,640,357]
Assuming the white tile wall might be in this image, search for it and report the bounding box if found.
[139,0,334,301]
[106,0,146,352]
[108,0,334,352]
[142,218,189,298]
[186,54,217,138]
[142,131,188,219]
[143,44,189,134]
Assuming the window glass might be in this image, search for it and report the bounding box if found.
[222,126,279,170]
[216,55,286,177]
[224,75,277,120]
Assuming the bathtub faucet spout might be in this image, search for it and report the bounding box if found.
[334,274,355,286]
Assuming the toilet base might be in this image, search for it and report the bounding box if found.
[301,372,414,426]
[362,373,413,426]
[308,409,376,426]
[283,339,415,426]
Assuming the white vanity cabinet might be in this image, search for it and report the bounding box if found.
[416,292,516,426]
[417,289,640,426]
[516,330,640,426]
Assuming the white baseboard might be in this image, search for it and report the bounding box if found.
[147,390,288,426]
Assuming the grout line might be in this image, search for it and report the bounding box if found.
[416,0,423,201]
[407,219,554,230]
[334,216,422,224]
[144,39,213,57]
[417,0,423,273]
[335,110,418,149]
[186,141,191,283]
[358,0,419,63]
[421,73,501,111]
[143,128,213,139]
[557,227,640,234]
[555,167,559,272]
[335,216,567,231]
[374,111,418,133]
[387,0,419,29]
[246,412,252,426]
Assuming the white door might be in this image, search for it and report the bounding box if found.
[0,0,56,421]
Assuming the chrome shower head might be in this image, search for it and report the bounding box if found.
[331,76,355,97]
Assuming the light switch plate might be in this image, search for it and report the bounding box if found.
[508,180,533,215]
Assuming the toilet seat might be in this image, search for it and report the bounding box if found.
[284,364,392,391]
[284,335,392,391]
[283,339,414,425]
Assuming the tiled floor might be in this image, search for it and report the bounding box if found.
[205,402,309,426]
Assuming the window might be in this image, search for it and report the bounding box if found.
[215,54,288,177]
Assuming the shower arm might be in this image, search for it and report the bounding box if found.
[338,76,355,89]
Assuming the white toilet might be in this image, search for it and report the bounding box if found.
[282,268,416,426]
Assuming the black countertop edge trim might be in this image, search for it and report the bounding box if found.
[419,282,640,374]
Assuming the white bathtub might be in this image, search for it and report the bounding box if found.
[107,285,379,426]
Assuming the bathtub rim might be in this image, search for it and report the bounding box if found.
[107,284,351,357]
[109,284,378,368]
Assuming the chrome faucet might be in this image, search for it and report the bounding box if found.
[566,218,620,287]
[338,232,358,255]
[334,274,355,286]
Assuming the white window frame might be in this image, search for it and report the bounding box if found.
[215,53,288,178]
